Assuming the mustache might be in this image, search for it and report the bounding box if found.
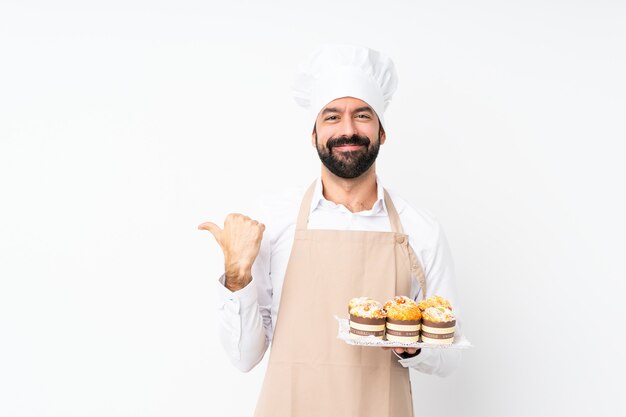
[326,134,371,150]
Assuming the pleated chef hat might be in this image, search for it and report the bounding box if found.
[292,44,399,130]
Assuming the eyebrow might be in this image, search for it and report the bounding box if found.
[354,106,374,114]
[321,106,374,115]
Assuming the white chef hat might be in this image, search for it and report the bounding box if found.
[292,43,399,130]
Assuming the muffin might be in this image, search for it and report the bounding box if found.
[417,295,452,312]
[421,304,456,345]
[383,296,421,343]
[348,298,387,339]
[348,296,378,314]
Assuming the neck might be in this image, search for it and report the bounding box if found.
[320,166,378,212]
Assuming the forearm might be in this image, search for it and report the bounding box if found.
[391,329,463,377]
[396,346,462,377]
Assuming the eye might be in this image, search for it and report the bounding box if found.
[356,114,371,119]
[325,115,338,121]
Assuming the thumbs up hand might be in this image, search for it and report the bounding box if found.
[198,213,265,291]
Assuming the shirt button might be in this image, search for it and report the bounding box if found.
[396,235,406,244]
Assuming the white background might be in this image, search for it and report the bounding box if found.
[1,1,625,416]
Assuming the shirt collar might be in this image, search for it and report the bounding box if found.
[309,175,388,216]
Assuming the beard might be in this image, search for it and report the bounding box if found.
[316,133,380,179]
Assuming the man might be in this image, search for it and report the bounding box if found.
[198,44,462,417]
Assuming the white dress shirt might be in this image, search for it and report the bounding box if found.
[217,176,463,377]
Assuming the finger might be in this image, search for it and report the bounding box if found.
[197,221,222,239]
[227,213,248,221]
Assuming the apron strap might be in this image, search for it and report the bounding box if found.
[409,246,427,299]
[383,189,403,234]
[384,189,428,298]
[295,181,317,230]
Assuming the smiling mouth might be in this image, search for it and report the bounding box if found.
[333,144,366,152]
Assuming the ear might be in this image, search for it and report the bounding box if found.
[311,126,317,147]
[379,125,386,145]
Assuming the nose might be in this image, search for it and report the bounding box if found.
[337,116,357,138]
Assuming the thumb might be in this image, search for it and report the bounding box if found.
[197,221,222,241]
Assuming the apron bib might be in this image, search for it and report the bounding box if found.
[254,181,427,417]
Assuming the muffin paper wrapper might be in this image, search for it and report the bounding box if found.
[338,316,472,349]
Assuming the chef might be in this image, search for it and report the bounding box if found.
[198,44,462,417]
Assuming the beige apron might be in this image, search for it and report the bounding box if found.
[254,181,427,417]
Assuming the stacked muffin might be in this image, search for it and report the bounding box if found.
[383,296,422,342]
[348,297,387,339]
[418,295,456,345]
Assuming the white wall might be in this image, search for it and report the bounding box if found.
[1,1,625,416]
